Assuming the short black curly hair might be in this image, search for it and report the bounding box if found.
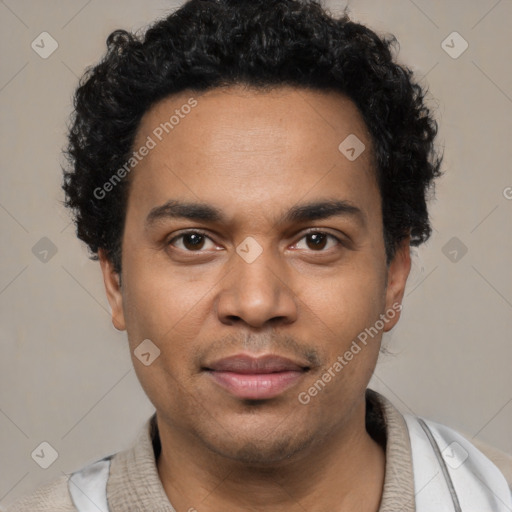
[63,0,443,274]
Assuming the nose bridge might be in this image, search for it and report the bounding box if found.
[215,237,298,327]
[237,242,280,295]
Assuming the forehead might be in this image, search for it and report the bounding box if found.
[134,85,373,161]
[127,85,379,229]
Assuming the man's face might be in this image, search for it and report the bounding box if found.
[100,86,410,464]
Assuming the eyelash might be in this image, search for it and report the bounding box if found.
[167,229,343,253]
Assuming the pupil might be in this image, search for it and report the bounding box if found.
[308,233,326,250]
[184,234,204,250]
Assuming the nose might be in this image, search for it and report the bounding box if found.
[215,244,298,328]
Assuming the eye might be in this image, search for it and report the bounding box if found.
[293,231,341,252]
[168,230,217,252]
[167,229,343,254]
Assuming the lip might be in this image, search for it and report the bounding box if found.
[203,354,309,400]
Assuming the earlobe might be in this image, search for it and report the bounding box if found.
[98,249,126,331]
[383,238,411,332]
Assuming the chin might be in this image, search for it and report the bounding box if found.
[197,424,318,467]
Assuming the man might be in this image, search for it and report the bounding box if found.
[6,0,511,510]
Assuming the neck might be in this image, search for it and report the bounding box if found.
[156,398,386,512]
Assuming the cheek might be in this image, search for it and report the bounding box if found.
[302,258,386,331]
[121,248,208,338]
[299,257,387,390]
[120,261,207,414]
[300,270,385,408]
[120,256,219,399]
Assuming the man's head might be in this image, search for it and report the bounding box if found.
[63,0,441,275]
[62,0,442,465]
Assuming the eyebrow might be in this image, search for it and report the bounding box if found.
[145,198,365,229]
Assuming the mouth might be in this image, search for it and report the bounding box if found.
[202,354,310,400]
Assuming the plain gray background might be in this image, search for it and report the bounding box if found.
[1,0,511,506]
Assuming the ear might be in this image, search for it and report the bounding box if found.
[98,248,126,331]
[383,237,411,332]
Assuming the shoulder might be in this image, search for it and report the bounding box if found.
[2,474,76,512]
[404,414,512,507]
[461,433,512,490]
[418,416,511,486]
[371,391,511,486]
